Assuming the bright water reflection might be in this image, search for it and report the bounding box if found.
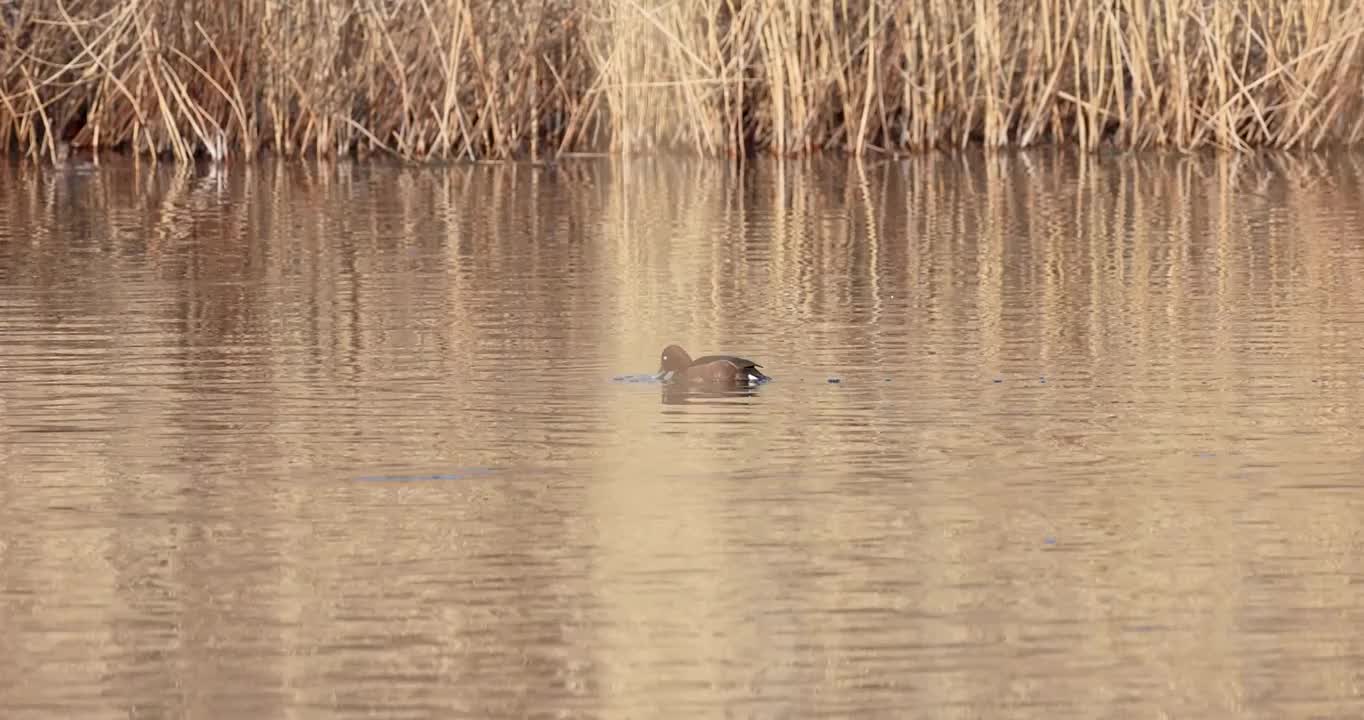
[2,152,1364,718]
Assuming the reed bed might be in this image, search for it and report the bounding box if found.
[2,0,1363,163]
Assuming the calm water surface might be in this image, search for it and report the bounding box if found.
[2,152,1364,719]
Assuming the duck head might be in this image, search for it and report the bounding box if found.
[657,344,693,381]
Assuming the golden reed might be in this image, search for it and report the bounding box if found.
[2,0,1362,163]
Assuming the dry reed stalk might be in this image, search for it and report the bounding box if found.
[3,0,1364,163]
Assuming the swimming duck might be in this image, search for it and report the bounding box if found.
[657,344,769,386]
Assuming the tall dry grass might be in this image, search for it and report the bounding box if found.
[3,0,1363,163]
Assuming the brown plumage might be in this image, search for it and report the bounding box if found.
[657,344,769,387]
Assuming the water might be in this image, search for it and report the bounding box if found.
[2,151,1364,718]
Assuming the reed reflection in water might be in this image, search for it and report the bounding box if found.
[2,151,1363,718]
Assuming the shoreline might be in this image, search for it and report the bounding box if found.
[5,143,1359,170]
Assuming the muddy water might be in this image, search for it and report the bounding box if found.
[2,152,1363,719]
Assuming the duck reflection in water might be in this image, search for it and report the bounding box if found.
[660,383,760,405]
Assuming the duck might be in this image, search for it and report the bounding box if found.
[656,344,770,386]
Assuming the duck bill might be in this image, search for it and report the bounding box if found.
[655,369,674,382]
